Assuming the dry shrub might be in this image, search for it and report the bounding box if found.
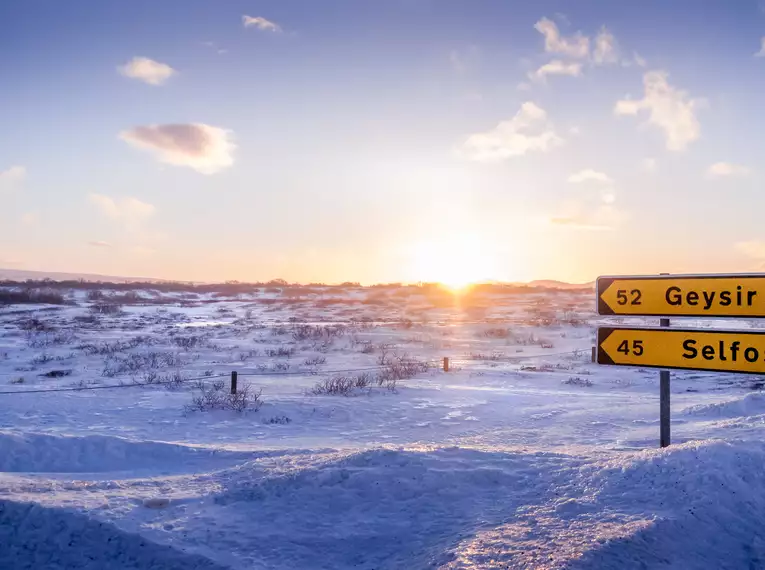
[310,373,373,396]
[185,381,263,413]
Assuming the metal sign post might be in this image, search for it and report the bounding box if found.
[659,317,670,448]
[596,271,765,448]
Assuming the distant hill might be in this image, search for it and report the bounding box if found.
[0,268,173,284]
[0,268,594,289]
[524,280,595,290]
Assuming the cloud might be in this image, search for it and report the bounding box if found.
[450,50,467,74]
[534,17,589,59]
[567,169,613,184]
[614,70,704,151]
[88,241,112,248]
[593,26,619,65]
[118,57,176,86]
[88,194,155,231]
[20,212,39,226]
[632,53,647,67]
[128,246,156,256]
[0,165,25,185]
[549,217,614,231]
[529,59,583,81]
[449,45,480,74]
[549,205,625,231]
[642,157,657,172]
[459,102,563,162]
[202,41,228,55]
[736,241,765,259]
[756,38,765,57]
[242,15,281,32]
[708,162,751,177]
[119,123,235,174]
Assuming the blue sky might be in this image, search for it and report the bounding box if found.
[2,0,765,284]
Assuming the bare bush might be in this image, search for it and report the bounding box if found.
[185,381,263,413]
[26,331,76,349]
[483,327,511,339]
[0,288,66,306]
[265,347,295,358]
[466,352,504,361]
[102,351,187,377]
[563,376,593,387]
[263,415,291,425]
[90,302,123,315]
[310,373,373,396]
[30,353,55,365]
[19,318,57,332]
[303,356,327,366]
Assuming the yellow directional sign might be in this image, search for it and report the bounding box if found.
[597,274,765,318]
[598,327,765,374]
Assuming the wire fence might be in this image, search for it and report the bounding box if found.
[0,350,593,397]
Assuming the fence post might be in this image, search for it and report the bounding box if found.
[443,357,449,372]
[230,371,238,395]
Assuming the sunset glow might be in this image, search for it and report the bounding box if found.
[408,234,501,289]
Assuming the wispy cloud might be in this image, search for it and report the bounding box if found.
[534,17,589,58]
[615,70,704,151]
[88,194,155,231]
[242,15,281,32]
[736,241,765,259]
[119,123,235,174]
[20,212,39,226]
[549,217,615,231]
[567,169,612,184]
[0,165,25,185]
[708,162,751,177]
[128,245,157,256]
[593,26,619,65]
[529,59,583,82]
[449,45,480,74]
[88,241,113,248]
[459,102,563,162]
[118,57,176,86]
[550,205,625,231]
[756,38,765,57]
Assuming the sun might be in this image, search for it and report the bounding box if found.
[408,234,498,290]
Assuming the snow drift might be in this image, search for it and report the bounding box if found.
[0,499,226,570]
[0,431,252,473]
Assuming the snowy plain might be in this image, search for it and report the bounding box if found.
[1,283,764,569]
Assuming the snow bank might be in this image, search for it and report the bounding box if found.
[0,499,226,570]
[205,447,581,569]
[448,440,765,569]
[0,431,252,473]
[682,392,765,418]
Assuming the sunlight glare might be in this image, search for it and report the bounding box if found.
[409,234,499,290]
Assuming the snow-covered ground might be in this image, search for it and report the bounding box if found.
[1,284,764,569]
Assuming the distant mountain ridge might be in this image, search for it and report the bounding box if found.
[0,268,174,284]
[524,279,595,290]
[0,268,594,288]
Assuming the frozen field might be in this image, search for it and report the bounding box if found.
[1,283,764,569]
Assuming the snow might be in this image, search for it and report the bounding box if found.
[0,285,764,568]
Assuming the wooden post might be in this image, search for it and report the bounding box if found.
[443,357,449,372]
[230,371,238,395]
[591,346,596,363]
[659,272,671,448]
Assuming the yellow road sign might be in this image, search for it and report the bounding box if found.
[597,274,765,318]
[597,327,765,374]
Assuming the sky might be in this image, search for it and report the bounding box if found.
[3,0,765,285]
